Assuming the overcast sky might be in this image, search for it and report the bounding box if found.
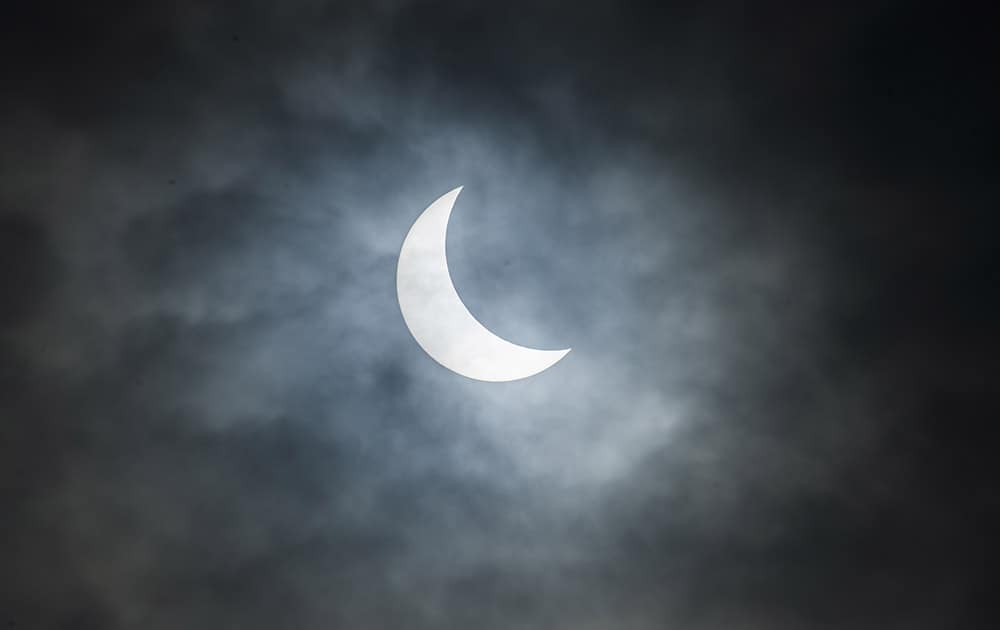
[2,2,996,628]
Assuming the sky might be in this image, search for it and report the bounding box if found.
[1,1,997,628]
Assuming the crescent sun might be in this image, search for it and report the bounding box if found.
[396,187,571,382]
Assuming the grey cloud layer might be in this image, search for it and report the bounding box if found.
[2,2,995,629]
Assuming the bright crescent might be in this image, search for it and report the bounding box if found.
[396,187,571,382]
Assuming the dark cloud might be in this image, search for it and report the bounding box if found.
[2,1,996,628]
[0,213,58,326]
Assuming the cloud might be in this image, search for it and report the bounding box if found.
[2,1,995,628]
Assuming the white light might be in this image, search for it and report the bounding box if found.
[396,187,570,382]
